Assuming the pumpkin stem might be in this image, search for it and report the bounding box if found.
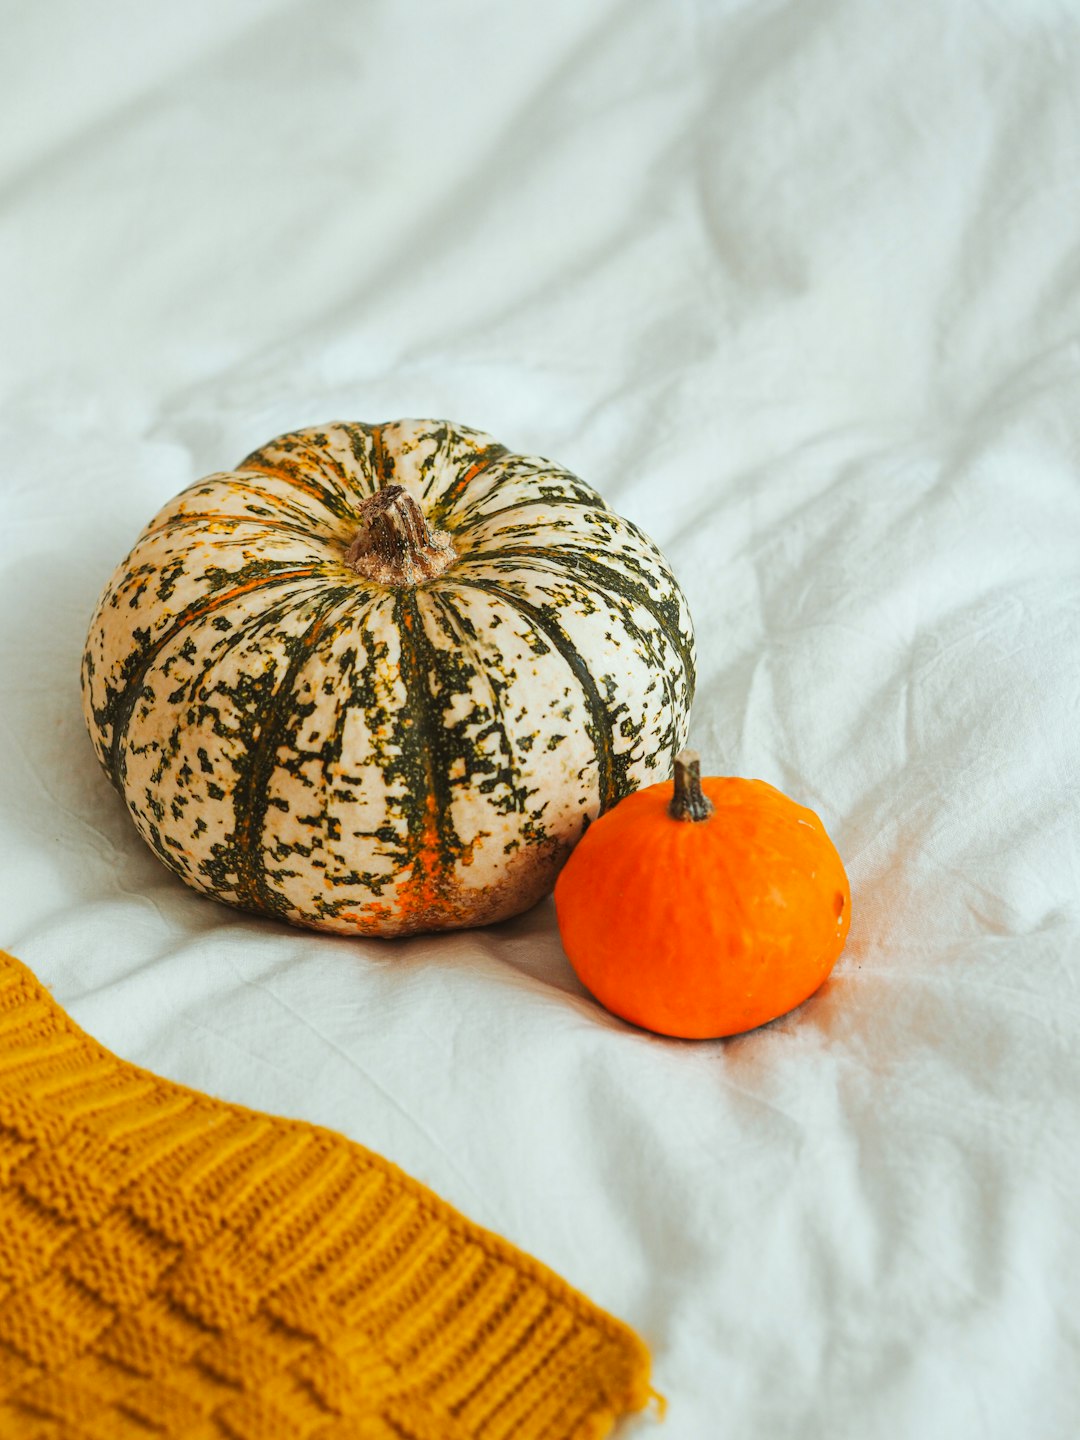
[669,749,714,822]
[345,485,456,586]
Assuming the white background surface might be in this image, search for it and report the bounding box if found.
[3,2,1080,1436]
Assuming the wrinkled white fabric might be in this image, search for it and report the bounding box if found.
[2,2,1080,1435]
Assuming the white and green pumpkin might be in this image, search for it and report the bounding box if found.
[81,420,696,935]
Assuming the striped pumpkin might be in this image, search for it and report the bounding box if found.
[81,420,696,936]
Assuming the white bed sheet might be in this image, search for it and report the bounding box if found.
[3,1,1080,1435]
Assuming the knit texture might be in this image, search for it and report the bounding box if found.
[0,949,652,1439]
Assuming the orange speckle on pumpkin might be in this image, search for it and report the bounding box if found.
[395,792,443,919]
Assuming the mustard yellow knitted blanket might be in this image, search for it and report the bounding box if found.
[0,949,652,1439]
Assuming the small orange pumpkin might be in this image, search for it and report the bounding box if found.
[554,750,851,1038]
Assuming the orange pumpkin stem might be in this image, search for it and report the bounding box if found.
[345,485,456,586]
[669,749,715,822]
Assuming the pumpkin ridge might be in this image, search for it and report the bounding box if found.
[289,592,407,926]
[448,493,600,535]
[226,586,363,915]
[99,566,335,788]
[335,420,392,499]
[458,545,696,688]
[238,457,357,522]
[139,511,336,548]
[428,445,510,523]
[458,552,685,777]
[126,595,298,806]
[174,473,328,530]
[409,418,452,499]
[390,589,469,923]
[428,590,531,821]
[368,422,395,490]
[448,577,623,814]
[152,589,333,763]
[241,427,369,507]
